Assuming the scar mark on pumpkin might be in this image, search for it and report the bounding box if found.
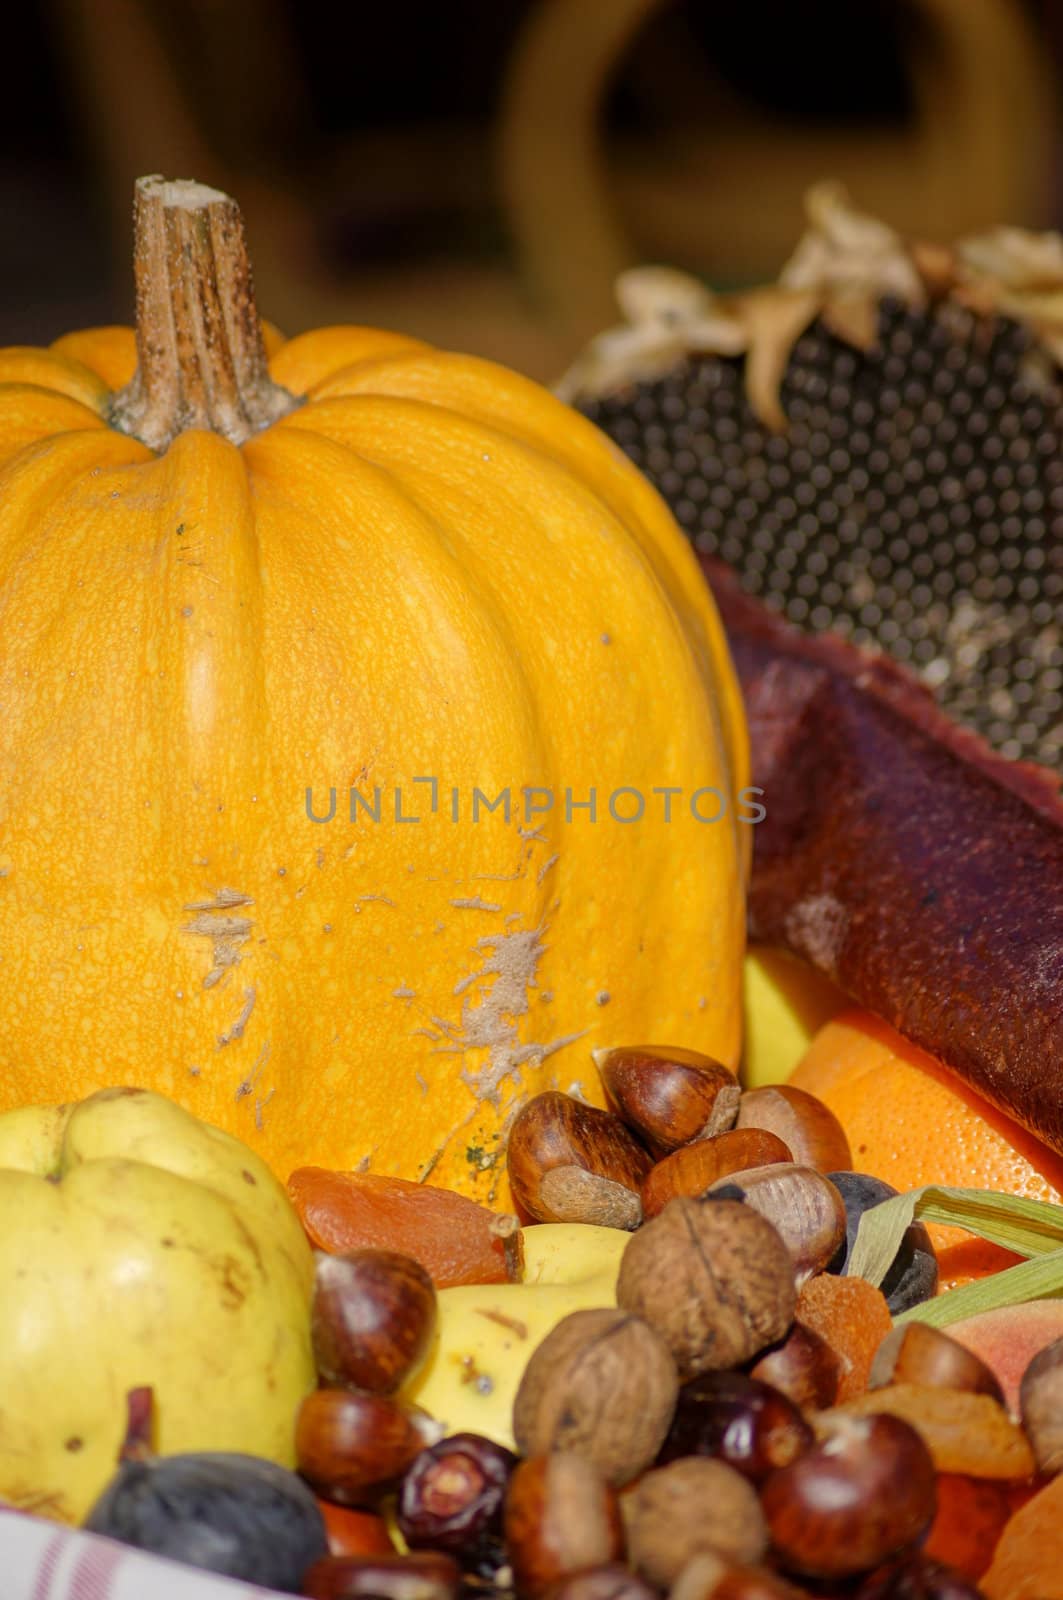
[219,987,256,1047]
[183,889,254,987]
[536,854,559,885]
[235,1039,270,1105]
[451,896,503,912]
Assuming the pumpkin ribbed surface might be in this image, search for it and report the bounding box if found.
[0,321,746,1196]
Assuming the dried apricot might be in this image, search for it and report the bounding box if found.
[924,1474,1014,1580]
[983,1473,1063,1599]
[837,1386,1035,1479]
[288,1168,515,1287]
[795,1274,892,1400]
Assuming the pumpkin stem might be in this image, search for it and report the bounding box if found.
[110,175,299,451]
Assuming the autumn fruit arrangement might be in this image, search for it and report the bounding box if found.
[2,171,1063,1598]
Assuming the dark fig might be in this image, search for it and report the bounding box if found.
[827,1172,938,1314]
[84,1449,327,1590]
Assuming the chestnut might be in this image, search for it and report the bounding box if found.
[869,1323,1004,1405]
[506,1092,649,1227]
[656,1370,812,1484]
[301,1551,460,1600]
[706,1164,847,1285]
[736,1086,851,1175]
[640,1129,792,1219]
[512,1307,678,1484]
[296,1389,441,1503]
[761,1412,937,1580]
[542,1566,657,1600]
[625,1457,768,1587]
[593,1046,741,1155]
[503,1453,623,1597]
[313,1249,437,1393]
[1020,1334,1063,1475]
[750,1321,840,1411]
[671,1554,806,1600]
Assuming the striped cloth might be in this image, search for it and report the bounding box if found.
[0,1510,287,1600]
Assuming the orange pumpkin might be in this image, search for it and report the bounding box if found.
[0,177,747,1195]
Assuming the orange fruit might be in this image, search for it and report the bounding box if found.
[789,1009,1063,1287]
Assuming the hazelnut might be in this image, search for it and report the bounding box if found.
[670,1554,805,1600]
[312,1248,437,1393]
[544,1566,657,1600]
[736,1086,851,1175]
[302,1553,459,1600]
[504,1454,623,1597]
[296,1389,441,1503]
[506,1092,650,1226]
[641,1129,793,1219]
[626,1458,768,1587]
[870,1323,1004,1405]
[707,1164,846,1285]
[1020,1335,1063,1475]
[616,1198,795,1379]
[761,1412,937,1580]
[750,1321,840,1411]
[512,1308,678,1483]
[594,1046,741,1155]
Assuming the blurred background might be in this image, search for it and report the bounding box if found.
[5,0,1063,380]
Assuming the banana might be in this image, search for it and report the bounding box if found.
[401,1222,628,1447]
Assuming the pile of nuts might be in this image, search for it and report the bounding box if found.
[151,1046,1063,1597]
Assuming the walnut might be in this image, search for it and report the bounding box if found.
[511,1307,678,1484]
[615,1197,795,1378]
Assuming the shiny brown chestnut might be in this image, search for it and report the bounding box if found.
[503,1453,623,1597]
[312,1249,437,1394]
[542,1565,657,1600]
[761,1412,937,1580]
[735,1085,852,1175]
[869,1323,1004,1405]
[670,1553,807,1600]
[296,1389,440,1504]
[301,1552,459,1600]
[656,1370,812,1484]
[749,1321,840,1412]
[641,1129,793,1219]
[1020,1335,1063,1475]
[593,1046,741,1155]
[506,1091,650,1227]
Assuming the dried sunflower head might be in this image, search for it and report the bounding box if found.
[567,185,1063,768]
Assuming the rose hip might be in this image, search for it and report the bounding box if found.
[398,1433,516,1576]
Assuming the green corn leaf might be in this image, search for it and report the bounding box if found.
[897,1247,1063,1328]
[848,1185,1063,1287]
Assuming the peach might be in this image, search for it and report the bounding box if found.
[947,1300,1063,1415]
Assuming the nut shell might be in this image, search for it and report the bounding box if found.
[512,1308,678,1484]
[706,1164,846,1285]
[627,1458,768,1587]
[616,1198,795,1378]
